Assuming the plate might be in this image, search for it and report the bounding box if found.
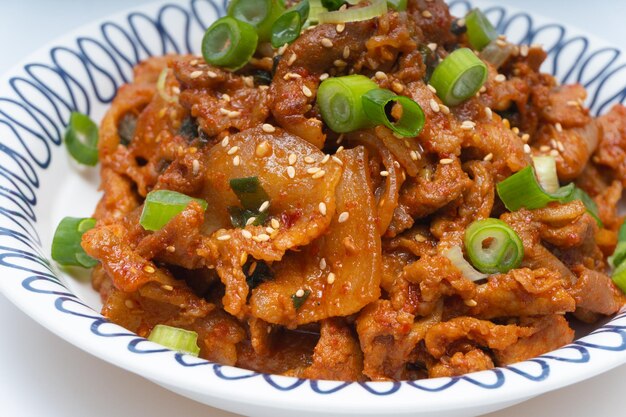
[1,1,626,416]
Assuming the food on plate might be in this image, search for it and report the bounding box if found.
[52,0,626,381]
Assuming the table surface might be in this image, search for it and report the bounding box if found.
[1,1,625,416]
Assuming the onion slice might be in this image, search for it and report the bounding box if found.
[318,0,387,24]
[442,245,489,282]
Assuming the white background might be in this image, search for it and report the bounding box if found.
[1,1,625,416]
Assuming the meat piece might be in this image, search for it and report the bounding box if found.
[429,349,495,378]
[540,84,591,127]
[494,316,574,365]
[568,265,625,316]
[250,147,381,326]
[595,104,626,185]
[195,309,247,366]
[407,0,456,46]
[302,319,363,381]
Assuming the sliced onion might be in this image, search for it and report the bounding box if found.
[443,245,489,282]
[318,0,387,24]
[156,68,178,104]
[532,155,559,193]
[479,40,516,69]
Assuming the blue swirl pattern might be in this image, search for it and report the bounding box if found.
[1,0,626,397]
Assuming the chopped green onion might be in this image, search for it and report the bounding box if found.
[321,0,346,11]
[51,217,98,268]
[230,177,271,211]
[201,16,258,71]
[496,165,575,211]
[443,246,488,282]
[465,8,498,51]
[308,0,328,24]
[140,190,208,231]
[318,75,378,133]
[612,261,626,294]
[610,222,626,269]
[228,206,268,228]
[148,324,201,356]
[271,0,310,47]
[291,289,311,309]
[362,88,425,137]
[65,112,99,166]
[532,156,560,193]
[429,48,488,106]
[318,0,387,23]
[464,218,524,274]
[386,0,407,11]
[245,261,274,289]
[563,187,603,227]
[227,0,285,42]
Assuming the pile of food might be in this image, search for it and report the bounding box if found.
[52,0,626,381]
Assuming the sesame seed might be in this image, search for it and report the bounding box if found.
[464,299,478,307]
[259,201,270,213]
[221,137,230,147]
[271,218,280,229]
[233,155,240,166]
[277,44,288,55]
[284,72,302,80]
[222,94,231,102]
[158,107,167,119]
[125,299,135,309]
[483,153,493,162]
[327,273,336,284]
[343,46,350,59]
[287,53,297,66]
[550,149,559,157]
[485,107,493,119]
[312,170,326,179]
[334,59,347,67]
[207,71,217,78]
[307,167,321,174]
[318,202,327,215]
[190,59,198,66]
[523,144,531,154]
[494,74,506,83]
[337,145,345,153]
[457,18,466,27]
[240,252,248,266]
[479,85,487,93]
[243,76,254,88]
[566,100,579,107]
[228,110,241,118]
[172,86,181,95]
[242,230,252,239]
[192,159,200,176]
[440,158,453,165]
[427,42,437,51]
[461,120,476,130]
[255,233,271,242]
[422,10,433,18]
[496,39,507,47]
[440,104,450,115]
[288,153,297,165]
[555,122,563,133]
[336,23,345,33]
[319,258,327,270]
[414,234,426,242]
[427,84,437,93]
[410,150,419,161]
[319,73,330,81]
[246,217,256,226]
[332,156,343,165]
[265,226,275,234]
[429,99,440,113]
[550,139,557,148]
[144,265,155,273]
[304,156,315,164]
[522,133,530,142]
[321,154,330,164]
[540,145,551,152]
[295,289,305,297]
[162,284,174,291]
[190,70,203,79]
[392,82,404,93]
[557,141,565,152]
[287,166,296,178]
[520,45,529,57]
[375,71,388,80]
[380,170,390,177]
[217,234,231,241]
[227,146,239,155]
[256,140,271,157]
[338,211,349,223]
[166,245,176,253]
[302,85,313,97]
[262,123,276,133]
[321,38,333,48]
[512,127,520,134]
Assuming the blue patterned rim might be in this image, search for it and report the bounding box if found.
[1,0,626,400]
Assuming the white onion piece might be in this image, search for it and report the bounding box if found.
[532,155,560,193]
[443,246,489,282]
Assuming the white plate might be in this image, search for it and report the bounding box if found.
[1,1,626,416]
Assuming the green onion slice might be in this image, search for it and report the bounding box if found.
[201,16,258,71]
[318,75,378,133]
[563,187,603,227]
[147,324,201,357]
[496,165,575,211]
[610,222,626,269]
[429,48,488,106]
[362,88,425,137]
[321,0,346,11]
[318,0,387,23]
[465,8,498,51]
[230,177,271,211]
[612,261,626,294]
[532,156,560,193]
[140,190,208,231]
[443,246,488,282]
[308,0,328,23]
[271,0,310,47]
[386,0,407,11]
[291,289,311,309]
[227,0,285,42]
[228,206,268,228]
[51,217,98,268]
[464,218,524,274]
[65,112,99,166]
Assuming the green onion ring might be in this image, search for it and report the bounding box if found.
[271,0,310,47]
[318,75,378,133]
[64,112,99,166]
[140,190,208,231]
[227,0,285,42]
[51,217,98,268]
[201,16,258,71]
[362,88,425,137]
[464,218,524,274]
[148,324,201,356]
[318,0,387,23]
[465,8,498,51]
[386,0,407,11]
[429,48,488,106]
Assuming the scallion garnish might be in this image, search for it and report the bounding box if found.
[228,207,268,228]
[291,289,311,309]
[318,75,378,133]
[245,261,274,290]
[429,48,488,106]
[308,0,328,24]
[65,112,99,166]
[321,0,346,11]
[563,187,603,227]
[139,190,208,231]
[362,88,425,137]
[532,156,560,193]
[386,0,407,11]
[271,0,310,47]
[51,217,98,268]
[230,177,270,211]
[609,222,626,270]
[465,8,498,51]
[227,0,285,42]
[464,218,524,274]
[318,0,387,23]
[612,262,626,294]
[147,324,201,357]
[201,16,258,71]
[496,165,575,211]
